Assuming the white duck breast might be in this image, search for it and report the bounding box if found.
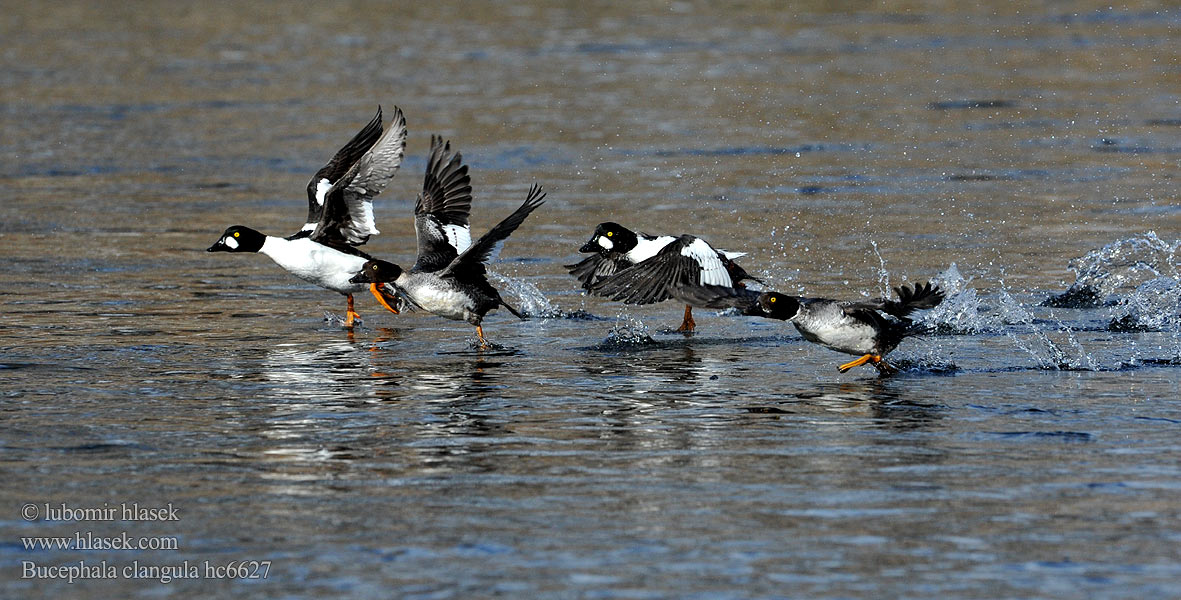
[399,276,475,322]
[259,236,368,294]
[794,304,879,355]
[680,237,733,286]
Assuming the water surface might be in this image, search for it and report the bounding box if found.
[2,1,1179,598]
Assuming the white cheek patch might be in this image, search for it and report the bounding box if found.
[597,236,614,250]
[315,178,332,205]
[224,236,239,250]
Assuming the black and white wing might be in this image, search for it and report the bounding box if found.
[441,185,546,279]
[411,136,474,273]
[297,107,385,237]
[566,253,634,290]
[587,235,734,305]
[310,106,408,248]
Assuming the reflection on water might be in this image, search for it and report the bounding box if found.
[3,1,1181,599]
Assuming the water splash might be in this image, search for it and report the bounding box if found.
[869,240,891,297]
[323,311,353,329]
[1043,232,1179,308]
[916,265,1104,370]
[490,273,600,320]
[921,263,987,334]
[490,273,563,318]
[1108,276,1181,333]
[602,313,655,347]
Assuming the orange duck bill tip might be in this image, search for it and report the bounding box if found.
[370,283,400,314]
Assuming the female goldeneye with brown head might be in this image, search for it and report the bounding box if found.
[676,280,944,375]
[348,136,546,348]
[566,222,762,333]
[207,106,407,328]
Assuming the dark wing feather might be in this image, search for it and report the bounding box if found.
[587,236,701,305]
[724,257,765,286]
[566,253,633,290]
[311,107,408,247]
[669,282,762,311]
[301,108,384,234]
[412,136,474,272]
[841,305,893,329]
[852,281,945,320]
[416,135,472,226]
[441,185,546,279]
[889,281,944,317]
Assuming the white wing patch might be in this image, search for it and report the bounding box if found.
[315,178,332,206]
[444,224,471,254]
[355,202,379,236]
[627,235,676,263]
[720,250,746,260]
[681,238,732,286]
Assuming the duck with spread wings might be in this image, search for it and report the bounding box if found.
[207,106,408,328]
[349,136,546,347]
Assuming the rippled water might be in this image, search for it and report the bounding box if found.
[2,2,1179,598]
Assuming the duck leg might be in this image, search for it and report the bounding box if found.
[837,353,881,373]
[368,283,401,315]
[344,294,362,328]
[675,305,696,333]
[475,325,490,349]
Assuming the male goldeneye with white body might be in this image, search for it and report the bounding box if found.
[348,136,547,347]
[566,222,762,332]
[207,107,407,328]
[676,280,944,375]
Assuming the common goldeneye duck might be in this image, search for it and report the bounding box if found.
[677,281,945,375]
[566,222,762,333]
[207,106,408,328]
[348,135,547,348]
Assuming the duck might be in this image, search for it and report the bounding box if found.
[207,106,408,328]
[348,136,547,347]
[675,280,945,375]
[566,222,762,332]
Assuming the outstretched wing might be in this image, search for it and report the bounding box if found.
[411,136,474,273]
[298,107,384,236]
[846,281,945,320]
[441,184,546,279]
[587,236,733,305]
[566,253,633,290]
[669,282,762,311]
[337,106,407,240]
[311,107,408,247]
[889,281,944,317]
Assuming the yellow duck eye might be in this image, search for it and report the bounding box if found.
[606,231,613,237]
[372,264,379,270]
[769,296,777,303]
[233,231,240,238]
